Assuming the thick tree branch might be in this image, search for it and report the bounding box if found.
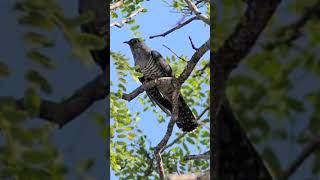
[110,7,145,28]
[279,137,320,180]
[0,73,108,128]
[212,1,281,178]
[178,39,210,84]
[122,77,174,101]
[149,16,200,39]
[214,0,281,76]
[183,0,209,25]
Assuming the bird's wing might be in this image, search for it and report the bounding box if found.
[151,50,173,76]
[139,77,172,115]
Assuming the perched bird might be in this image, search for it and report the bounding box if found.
[124,38,198,132]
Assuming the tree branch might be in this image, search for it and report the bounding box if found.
[188,36,199,51]
[178,39,210,84]
[143,154,155,177]
[79,0,109,72]
[0,73,108,128]
[279,137,320,180]
[161,106,209,153]
[184,151,210,161]
[149,16,200,39]
[183,0,209,25]
[264,0,320,50]
[110,7,145,28]
[110,0,124,11]
[162,44,186,62]
[212,1,281,178]
[192,63,209,78]
[122,77,174,101]
[154,84,180,180]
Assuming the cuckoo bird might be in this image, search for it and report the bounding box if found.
[79,0,107,71]
[124,38,198,132]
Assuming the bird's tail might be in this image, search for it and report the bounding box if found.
[176,96,198,132]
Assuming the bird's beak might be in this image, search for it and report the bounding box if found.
[123,41,129,44]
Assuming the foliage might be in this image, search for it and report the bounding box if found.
[0,0,105,179]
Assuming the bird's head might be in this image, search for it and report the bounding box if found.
[124,38,151,66]
[123,38,148,50]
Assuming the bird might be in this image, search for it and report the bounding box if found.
[124,38,198,132]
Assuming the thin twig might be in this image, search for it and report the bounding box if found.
[110,7,145,28]
[183,0,209,24]
[188,36,199,50]
[161,132,187,153]
[197,106,209,120]
[184,151,210,161]
[279,137,320,180]
[192,63,209,78]
[162,44,186,62]
[263,0,320,50]
[149,16,199,39]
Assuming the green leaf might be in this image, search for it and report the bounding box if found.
[186,137,195,145]
[0,62,10,77]
[74,33,105,50]
[285,97,305,112]
[26,50,55,69]
[67,11,95,27]
[308,114,320,133]
[23,32,54,47]
[25,69,52,94]
[22,150,51,164]
[20,167,51,179]
[111,12,118,18]
[117,134,126,138]
[262,146,282,176]
[116,141,126,146]
[77,159,95,173]
[130,25,140,31]
[24,87,40,116]
[95,113,106,125]
[128,132,136,140]
[18,12,55,30]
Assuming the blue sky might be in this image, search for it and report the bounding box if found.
[110,1,209,179]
